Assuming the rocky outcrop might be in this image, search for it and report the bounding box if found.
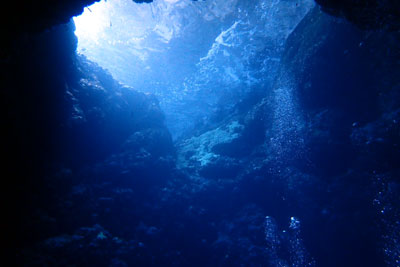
[3,20,174,259]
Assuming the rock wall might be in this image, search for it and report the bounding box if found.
[275,7,400,266]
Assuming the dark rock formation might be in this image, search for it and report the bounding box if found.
[1,0,154,45]
[3,1,94,34]
[315,0,400,30]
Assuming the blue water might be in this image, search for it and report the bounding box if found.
[13,0,400,266]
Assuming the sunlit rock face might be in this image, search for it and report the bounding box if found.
[74,0,314,138]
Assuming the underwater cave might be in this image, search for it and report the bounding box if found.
[3,0,400,266]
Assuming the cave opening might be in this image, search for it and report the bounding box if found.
[73,0,314,139]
